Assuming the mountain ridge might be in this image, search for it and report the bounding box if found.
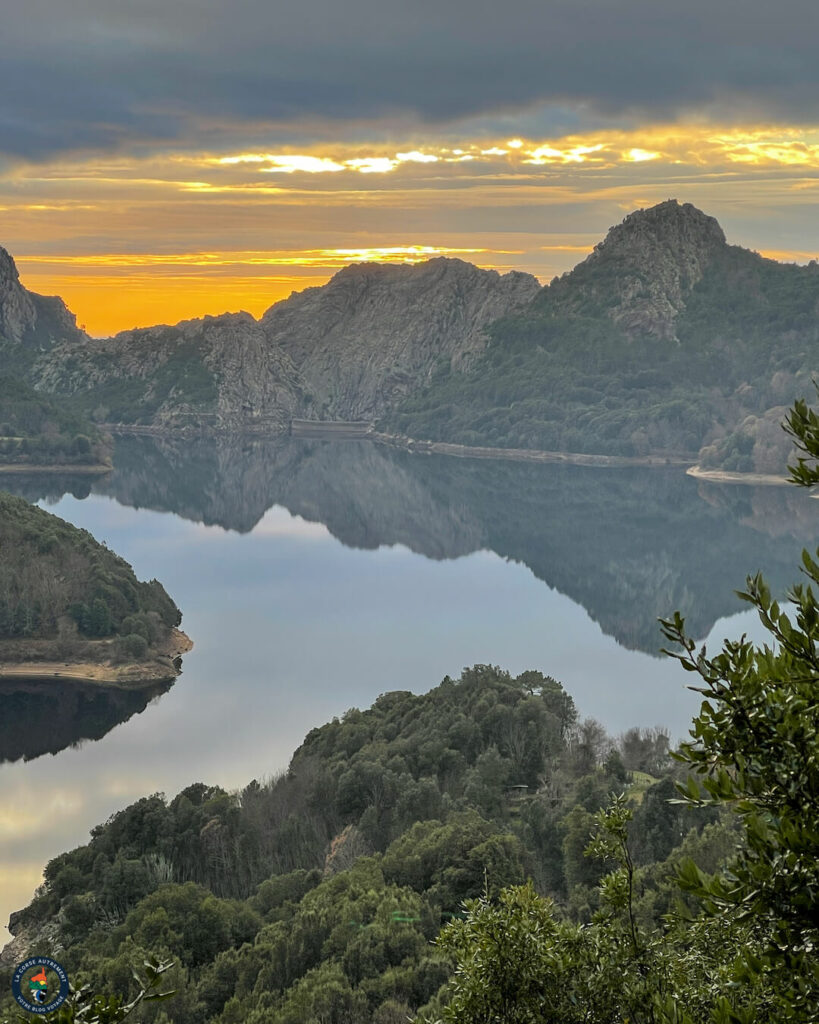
[2,201,818,471]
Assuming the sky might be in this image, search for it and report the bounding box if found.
[2,0,819,335]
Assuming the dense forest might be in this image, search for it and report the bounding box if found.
[386,229,818,470]
[0,492,180,658]
[0,664,725,1023]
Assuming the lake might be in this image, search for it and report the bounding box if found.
[2,434,817,944]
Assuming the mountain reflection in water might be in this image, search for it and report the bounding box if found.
[1,434,817,946]
[1,433,817,763]
[19,432,819,652]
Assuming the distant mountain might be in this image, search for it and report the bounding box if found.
[388,201,819,468]
[262,258,540,419]
[37,311,306,432]
[3,201,818,470]
[32,258,538,429]
[0,247,110,467]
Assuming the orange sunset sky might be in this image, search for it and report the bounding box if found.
[3,125,819,336]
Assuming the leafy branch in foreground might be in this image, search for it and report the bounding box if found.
[785,385,819,486]
[660,560,819,1020]
[3,956,175,1024]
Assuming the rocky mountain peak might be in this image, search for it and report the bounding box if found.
[0,245,84,354]
[0,245,38,346]
[262,257,541,420]
[546,200,728,340]
[601,200,726,257]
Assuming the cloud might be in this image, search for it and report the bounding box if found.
[2,0,819,160]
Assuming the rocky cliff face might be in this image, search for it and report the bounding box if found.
[544,200,727,340]
[261,258,540,419]
[0,246,85,358]
[27,255,538,429]
[38,312,305,430]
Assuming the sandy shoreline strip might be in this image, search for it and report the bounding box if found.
[0,629,193,691]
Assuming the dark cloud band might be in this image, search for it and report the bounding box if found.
[2,0,818,159]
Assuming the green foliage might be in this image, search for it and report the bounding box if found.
[2,666,709,1024]
[660,564,819,1019]
[425,398,819,1022]
[786,386,819,486]
[0,374,108,466]
[432,883,578,1023]
[0,492,180,645]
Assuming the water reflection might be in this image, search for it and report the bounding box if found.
[0,679,172,764]
[1,434,817,944]
[21,433,819,652]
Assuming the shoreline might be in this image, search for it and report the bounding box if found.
[0,462,111,475]
[370,431,694,468]
[686,465,792,487]
[0,628,193,691]
[101,420,804,482]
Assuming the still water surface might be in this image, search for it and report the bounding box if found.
[1,436,817,943]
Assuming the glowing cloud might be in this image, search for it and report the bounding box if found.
[624,148,661,162]
[7,121,819,335]
[344,157,398,173]
[396,151,439,164]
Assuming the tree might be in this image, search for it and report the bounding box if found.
[432,883,582,1024]
[785,388,819,486]
[661,566,819,1019]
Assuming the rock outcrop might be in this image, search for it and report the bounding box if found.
[262,258,540,419]
[38,311,305,431]
[543,200,727,340]
[0,246,85,357]
[27,255,538,430]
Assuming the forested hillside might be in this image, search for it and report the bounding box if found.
[0,666,715,1022]
[0,492,180,658]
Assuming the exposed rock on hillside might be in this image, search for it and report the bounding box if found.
[262,258,540,419]
[389,201,819,461]
[28,256,537,429]
[37,311,306,430]
[544,200,727,340]
[0,246,85,357]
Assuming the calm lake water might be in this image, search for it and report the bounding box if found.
[1,435,817,943]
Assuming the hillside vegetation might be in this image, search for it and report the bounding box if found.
[0,491,180,660]
[0,375,110,468]
[0,665,713,1023]
[387,205,819,466]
